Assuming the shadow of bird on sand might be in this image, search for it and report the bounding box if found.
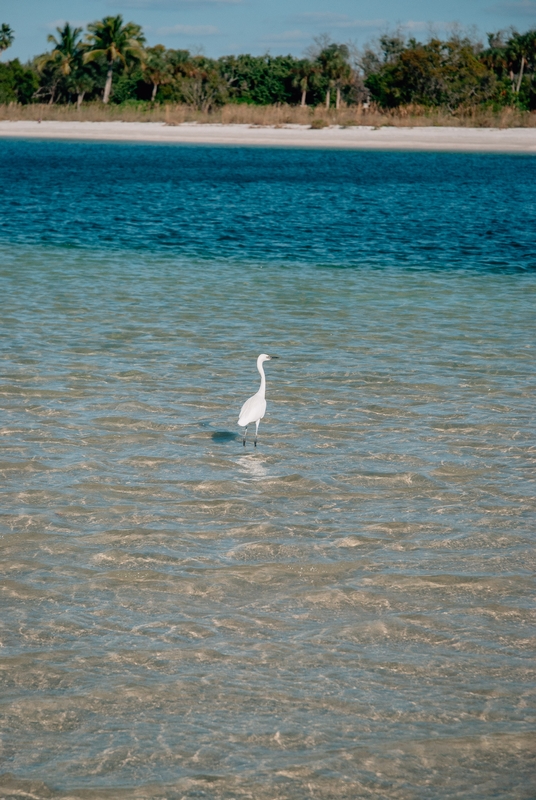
[211,431,241,443]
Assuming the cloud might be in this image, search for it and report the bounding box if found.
[258,15,395,50]
[157,24,219,35]
[293,13,386,30]
[487,0,536,14]
[400,20,430,32]
[260,29,311,44]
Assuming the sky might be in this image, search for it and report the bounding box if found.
[2,0,536,63]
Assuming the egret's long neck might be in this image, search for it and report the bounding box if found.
[257,357,266,397]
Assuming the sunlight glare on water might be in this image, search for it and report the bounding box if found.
[0,141,535,799]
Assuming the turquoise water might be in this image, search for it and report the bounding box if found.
[1,141,535,799]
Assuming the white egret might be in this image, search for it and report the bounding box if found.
[238,353,279,447]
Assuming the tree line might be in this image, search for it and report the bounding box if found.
[0,17,535,111]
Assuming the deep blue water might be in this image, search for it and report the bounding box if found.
[2,139,535,270]
[1,139,535,800]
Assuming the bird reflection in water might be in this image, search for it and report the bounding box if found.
[237,454,269,481]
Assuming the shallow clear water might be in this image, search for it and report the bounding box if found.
[0,141,535,799]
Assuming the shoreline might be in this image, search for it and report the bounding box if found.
[0,120,535,152]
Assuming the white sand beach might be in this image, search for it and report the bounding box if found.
[0,120,535,152]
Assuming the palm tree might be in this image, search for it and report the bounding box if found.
[143,45,171,101]
[317,43,352,109]
[84,15,145,104]
[44,23,83,76]
[334,56,353,108]
[482,32,509,78]
[73,70,96,109]
[36,23,86,105]
[0,23,14,56]
[291,59,318,106]
[505,32,524,93]
[509,29,536,93]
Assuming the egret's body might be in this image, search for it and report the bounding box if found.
[238,353,278,446]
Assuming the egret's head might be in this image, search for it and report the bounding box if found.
[259,353,279,363]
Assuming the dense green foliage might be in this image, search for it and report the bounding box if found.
[1,17,535,110]
[0,59,38,104]
[362,30,536,110]
[220,55,298,105]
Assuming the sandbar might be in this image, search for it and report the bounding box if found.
[0,120,535,152]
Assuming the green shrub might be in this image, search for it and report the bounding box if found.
[0,59,38,104]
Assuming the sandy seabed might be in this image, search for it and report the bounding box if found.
[1,120,536,152]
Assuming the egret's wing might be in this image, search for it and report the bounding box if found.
[238,393,266,427]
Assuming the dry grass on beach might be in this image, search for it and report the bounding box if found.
[1,102,535,128]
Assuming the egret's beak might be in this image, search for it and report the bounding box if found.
[269,355,279,359]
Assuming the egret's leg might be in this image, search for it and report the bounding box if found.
[243,426,248,446]
[254,420,260,447]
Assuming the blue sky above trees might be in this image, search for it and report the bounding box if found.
[3,0,536,62]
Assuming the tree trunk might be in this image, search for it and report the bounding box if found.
[301,88,306,107]
[325,88,330,109]
[103,63,113,104]
[151,82,158,102]
[77,91,85,110]
[516,58,525,93]
[48,89,55,106]
[336,86,341,109]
